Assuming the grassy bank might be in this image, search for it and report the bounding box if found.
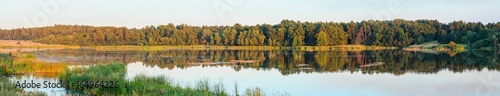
[59,63,275,96]
[404,41,466,53]
[0,53,66,76]
[91,45,396,51]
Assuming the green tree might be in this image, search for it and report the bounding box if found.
[200,28,212,45]
[316,31,329,46]
[417,36,425,44]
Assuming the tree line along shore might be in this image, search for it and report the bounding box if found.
[0,19,499,50]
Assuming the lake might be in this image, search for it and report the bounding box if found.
[4,48,500,96]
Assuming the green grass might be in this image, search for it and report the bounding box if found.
[0,53,14,75]
[0,53,67,76]
[126,75,228,96]
[59,63,280,96]
[59,62,127,95]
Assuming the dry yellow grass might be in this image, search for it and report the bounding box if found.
[0,40,80,51]
[0,40,62,46]
[7,53,67,75]
[0,48,39,54]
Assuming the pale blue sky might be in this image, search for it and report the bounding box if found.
[1,0,500,29]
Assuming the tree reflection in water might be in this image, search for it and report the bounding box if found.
[32,49,500,76]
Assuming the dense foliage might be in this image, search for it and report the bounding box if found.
[1,19,499,48]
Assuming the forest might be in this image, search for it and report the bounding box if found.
[31,49,500,76]
[0,19,499,48]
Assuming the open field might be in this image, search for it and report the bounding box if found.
[0,40,79,49]
[0,48,74,54]
[0,40,61,46]
[0,40,75,54]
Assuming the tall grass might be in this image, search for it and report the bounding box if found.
[0,53,67,75]
[59,63,229,95]
[59,63,288,96]
[0,53,13,75]
[59,62,127,95]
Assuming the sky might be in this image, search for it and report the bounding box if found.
[1,0,500,29]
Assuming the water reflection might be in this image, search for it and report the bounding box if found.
[32,49,500,76]
[3,49,499,95]
[126,62,500,96]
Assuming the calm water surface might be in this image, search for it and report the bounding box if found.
[7,49,500,96]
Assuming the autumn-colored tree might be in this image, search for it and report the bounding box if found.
[448,41,457,47]
[316,31,329,46]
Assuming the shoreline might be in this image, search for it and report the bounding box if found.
[1,45,398,51]
[1,40,495,52]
